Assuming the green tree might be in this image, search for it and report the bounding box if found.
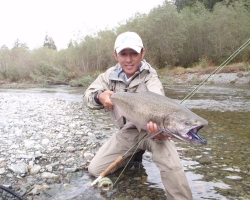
[207,1,250,63]
[145,1,186,67]
[12,39,29,49]
[43,34,57,50]
[75,29,116,73]
[180,2,212,66]
[173,0,197,11]
[1,45,9,50]
[67,39,74,48]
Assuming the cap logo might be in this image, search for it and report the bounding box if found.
[121,35,136,44]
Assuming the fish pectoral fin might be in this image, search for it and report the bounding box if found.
[135,125,142,132]
[113,104,123,121]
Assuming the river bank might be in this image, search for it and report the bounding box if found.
[168,71,249,85]
[0,71,249,90]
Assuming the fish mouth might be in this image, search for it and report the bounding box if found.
[167,126,207,145]
[186,126,207,145]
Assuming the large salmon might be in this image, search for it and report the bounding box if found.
[111,82,208,145]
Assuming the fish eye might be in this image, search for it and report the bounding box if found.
[184,121,190,125]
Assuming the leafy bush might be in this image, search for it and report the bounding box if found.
[69,75,95,87]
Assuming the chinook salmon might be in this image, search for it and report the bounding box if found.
[110,82,208,145]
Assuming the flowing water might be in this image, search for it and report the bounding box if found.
[47,84,250,200]
[163,85,250,199]
[1,84,249,200]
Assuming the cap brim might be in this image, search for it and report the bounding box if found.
[116,45,142,54]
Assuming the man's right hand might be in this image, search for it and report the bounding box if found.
[98,90,114,110]
[147,121,172,140]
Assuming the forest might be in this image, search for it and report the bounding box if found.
[0,0,249,86]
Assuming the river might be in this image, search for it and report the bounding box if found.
[0,84,249,200]
[164,85,250,199]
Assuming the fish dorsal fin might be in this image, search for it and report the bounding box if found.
[135,81,149,92]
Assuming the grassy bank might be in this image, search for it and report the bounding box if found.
[0,62,249,89]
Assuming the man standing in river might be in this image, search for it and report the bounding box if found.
[83,31,192,200]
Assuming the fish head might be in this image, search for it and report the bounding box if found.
[163,109,208,145]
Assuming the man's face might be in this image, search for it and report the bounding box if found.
[114,48,146,78]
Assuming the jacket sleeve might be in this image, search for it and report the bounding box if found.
[83,68,113,110]
[145,67,165,96]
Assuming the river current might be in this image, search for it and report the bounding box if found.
[0,84,249,199]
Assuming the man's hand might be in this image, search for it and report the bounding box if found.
[147,121,171,140]
[98,90,114,110]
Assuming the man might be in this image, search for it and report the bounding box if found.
[83,31,192,200]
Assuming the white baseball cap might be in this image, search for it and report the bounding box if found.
[114,32,143,54]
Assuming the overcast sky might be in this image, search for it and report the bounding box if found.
[0,0,164,50]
